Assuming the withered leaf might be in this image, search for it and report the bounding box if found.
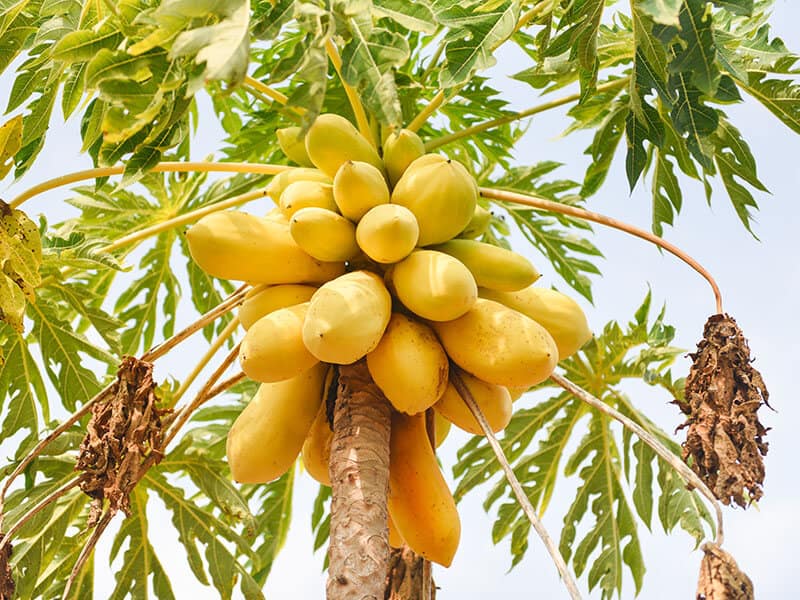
[0,533,14,600]
[696,542,754,600]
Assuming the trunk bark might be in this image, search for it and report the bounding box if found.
[384,546,435,600]
[327,361,392,600]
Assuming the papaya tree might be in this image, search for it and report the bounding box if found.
[0,0,795,598]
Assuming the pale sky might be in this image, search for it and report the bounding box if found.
[2,2,798,598]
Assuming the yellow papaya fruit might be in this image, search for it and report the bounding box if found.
[264,207,290,224]
[479,286,592,359]
[302,399,333,486]
[382,129,425,187]
[185,211,345,284]
[266,168,331,202]
[389,250,477,321]
[303,270,392,364]
[507,386,528,401]
[388,513,405,549]
[391,156,477,245]
[366,313,448,414]
[432,411,452,447]
[435,370,512,435]
[458,205,492,239]
[238,284,317,330]
[305,113,384,177]
[279,180,338,218]
[388,412,461,567]
[356,204,419,264]
[277,126,314,167]
[226,362,327,483]
[289,207,360,262]
[430,239,540,292]
[332,160,390,222]
[239,302,319,383]
[431,299,558,388]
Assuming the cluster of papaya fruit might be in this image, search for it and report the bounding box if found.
[185,113,592,568]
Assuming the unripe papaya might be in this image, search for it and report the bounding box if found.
[303,270,392,364]
[388,412,461,566]
[389,250,477,321]
[431,299,558,388]
[356,204,419,264]
[430,239,540,292]
[240,302,319,383]
[391,156,477,245]
[226,362,327,483]
[382,129,425,187]
[289,207,360,262]
[266,168,331,202]
[479,286,591,359]
[277,126,313,167]
[305,113,384,177]
[366,313,448,414]
[186,211,344,284]
[458,205,492,239]
[302,399,333,486]
[332,160,390,222]
[239,284,317,330]
[279,180,338,218]
[435,370,512,435]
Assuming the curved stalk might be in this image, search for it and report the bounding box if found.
[61,509,114,600]
[205,371,246,401]
[550,372,724,546]
[170,317,240,407]
[325,39,374,146]
[100,188,270,253]
[480,186,724,313]
[9,162,291,209]
[450,370,582,600]
[406,90,447,133]
[0,479,80,553]
[425,77,629,151]
[243,75,289,105]
[514,0,555,32]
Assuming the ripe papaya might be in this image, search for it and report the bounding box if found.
[389,250,477,321]
[279,180,338,217]
[382,129,425,187]
[388,412,461,567]
[266,168,331,202]
[302,399,333,486]
[185,211,345,284]
[435,370,512,435]
[303,270,392,364]
[238,284,317,330]
[507,386,528,401]
[289,207,360,262]
[332,160,390,221]
[390,156,477,245]
[277,126,313,167]
[430,239,539,291]
[431,299,558,388]
[388,513,404,549]
[479,286,591,360]
[433,411,451,447]
[458,205,492,239]
[305,114,384,177]
[239,302,319,383]
[226,362,327,483]
[366,313,448,414]
[356,204,419,264]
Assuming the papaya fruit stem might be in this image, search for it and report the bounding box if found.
[0,478,80,553]
[170,317,240,408]
[550,372,725,546]
[162,340,242,451]
[450,369,583,600]
[325,39,376,148]
[327,360,392,600]
[9,161,291,209]
[425,77,629,151]
[480,186,724,314]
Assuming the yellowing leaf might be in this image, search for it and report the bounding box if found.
[0,115,22,179]
[0,201,41,331]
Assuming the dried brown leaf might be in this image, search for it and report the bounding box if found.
[677,314,769,507]
[696,542,754,600]
[75,356,172,526]
[0,533,14,600]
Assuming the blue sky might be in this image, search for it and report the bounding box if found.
[2,2,798,598]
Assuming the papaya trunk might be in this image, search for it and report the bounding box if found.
[327,360,392,600]
[384,546,435,600]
